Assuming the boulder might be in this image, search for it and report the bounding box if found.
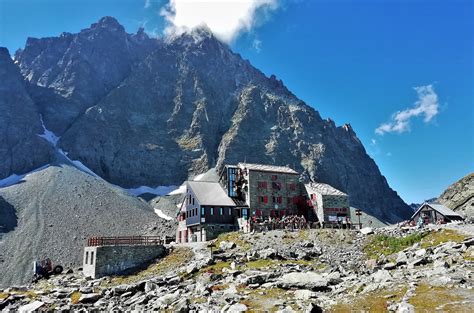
[360,227,374,235]
[278,272,329,291]
[18,301,45,312]
[365,259,378,270]
[397,302,415,313]
[294,289,317,300]
[326,272,343,285]
[227,303,248,312]
[383,262,397,270]
[396,252,408,265]
[145,281,158,293]
[258,248,277,259]
[78,293,101,304]
[462,237,474,247]
[415,249,427,257]
[186,264,198,275]
[301,241,314,248]
[173,298,189,313]
[219,241,236,251]
[408,258,428,268]
[371,270,392,283]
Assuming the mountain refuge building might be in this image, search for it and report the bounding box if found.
[410,202,464,225]
[176,162,351,243]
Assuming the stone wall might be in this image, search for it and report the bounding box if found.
[246,170,301,215]
[83,245,166,279]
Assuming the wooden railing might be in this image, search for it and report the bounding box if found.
[86,236,163,247]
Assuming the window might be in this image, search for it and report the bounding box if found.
[189,194,191,204]
[258,181,267,189]
[192,198,195,205]
[210,207,214,215]
[271,175,278,180]
[277,196,283,204]
[272,182,281,190]
[263,196,268,204]
[85,251,89,264]
[219,207,223,215]
[288,183,296,191]
[228,207,232,215]
[272,196,276,203]
[90,251,94,264]
[201,207,205,216]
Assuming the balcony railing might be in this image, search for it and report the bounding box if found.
[86,236,163,247]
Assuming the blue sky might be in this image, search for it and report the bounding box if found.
[1,0,473,204]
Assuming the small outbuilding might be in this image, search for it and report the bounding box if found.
[410,202,464,225]
[305,183,350,227]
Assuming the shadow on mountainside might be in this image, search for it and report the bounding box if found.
[0,196,17,234]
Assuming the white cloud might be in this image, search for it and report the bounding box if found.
[144,0,160,9]
[160,0,279,43]
[252,38,262,53]
[371,138,377,145]
[375,84,439,135]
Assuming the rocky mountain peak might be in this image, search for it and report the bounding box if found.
[5,16,412,224]
[89,16,124,32]
[166,25,219,47]
[0,47,10,60]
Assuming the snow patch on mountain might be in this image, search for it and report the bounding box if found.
[154,208,173,221]
[126,185,179,197]
[38,115,60,147]
[58,149,100,178]
[0,165,50,188]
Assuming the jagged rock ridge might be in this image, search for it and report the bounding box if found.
[4,17,411,223]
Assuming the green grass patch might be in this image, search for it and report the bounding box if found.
[200,261,232,275]
[409,283,467,312]
[420,229,466,249]
[364,232,428,259]
[330,286,407,313]
[239,287,292,312]
[282,230,310,244]
[214,231,251,251]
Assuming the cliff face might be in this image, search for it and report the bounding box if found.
[4,17,411,222]
[0,48,52,179]
[438,173,474,218]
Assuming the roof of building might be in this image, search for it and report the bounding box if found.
[411,202,463,219]
[237,163,299,175]
[304,183,348,196]
[186,181,236,206]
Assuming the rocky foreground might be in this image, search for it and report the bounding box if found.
[1,225,473,312]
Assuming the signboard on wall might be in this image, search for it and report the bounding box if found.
[324,207,349,213]
[328,215,338,222]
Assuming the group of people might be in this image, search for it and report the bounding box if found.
[251,214,310,232]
